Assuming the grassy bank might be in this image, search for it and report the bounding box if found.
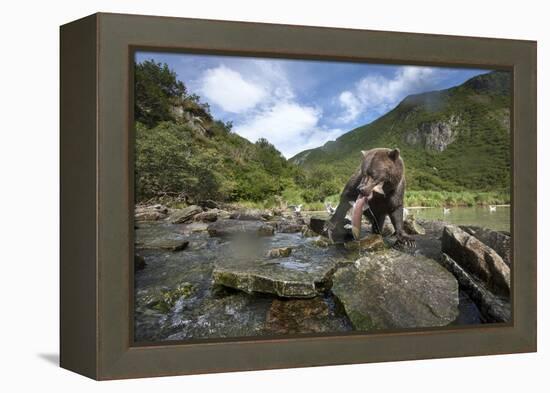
[148,190,510,212]
[404,190,510,208]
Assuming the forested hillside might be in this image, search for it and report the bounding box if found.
[291,71,511,198]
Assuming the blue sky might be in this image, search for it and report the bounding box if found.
[136,51,491,158]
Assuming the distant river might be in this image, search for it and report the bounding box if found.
[411,206,511,232]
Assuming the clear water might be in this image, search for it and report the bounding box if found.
[411,206,511,232]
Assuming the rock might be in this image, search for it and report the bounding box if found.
[169,205,203,224]
[309,217,327,235]
[381,216,394,236]
[143,283,195,313]
[207,219,274,238]
[212,254,340,298]
[265,298,333,334]
[266,247,292,258]
[278,223,304,233]
[181,222,209,234]
[193,209,219,222]
[442,225,510,297]
[404,215,426,235]
[404,115,461,152]
[332,250,459,330]
[134,254,146,271]
[344,234,386,251]
[258,224,275,236]
[301,226,318,238]
[229,209,271,221]
[460,225,511,267]
[440,254,511,322]
[312,237,331,248]
[135,204,169,221]
[137,237,189,252]
[198,199,218,209]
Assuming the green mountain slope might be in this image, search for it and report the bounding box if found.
[291,71,511,194]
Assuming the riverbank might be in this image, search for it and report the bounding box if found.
[138,190,510,212]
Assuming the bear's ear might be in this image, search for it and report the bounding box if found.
[388,148,400,161]
[361,150,369,159]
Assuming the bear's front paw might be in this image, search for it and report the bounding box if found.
[394,232,416,249]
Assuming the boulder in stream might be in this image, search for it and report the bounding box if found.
[207,219,274,238]
[266,247,292,258]
[193,209,220,222]
[331,249,459,330]
[169,205,203,224]
[442,225,510,297]
[404,215,426,235]
[460,225,511,267]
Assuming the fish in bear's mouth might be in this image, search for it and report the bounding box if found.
[351,182,385,240]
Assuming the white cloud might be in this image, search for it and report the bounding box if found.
[233,101,345,158]
[198,65,267,113]
[337,90,361,123]
[198,60,347,157]
[337,66,442,123]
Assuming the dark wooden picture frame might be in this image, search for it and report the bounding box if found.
[60,12,537,380]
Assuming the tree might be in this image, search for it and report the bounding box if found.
[134,60,187,127]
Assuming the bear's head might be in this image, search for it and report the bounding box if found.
[357,148,404,201]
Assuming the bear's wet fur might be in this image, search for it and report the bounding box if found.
[327,148,415,247]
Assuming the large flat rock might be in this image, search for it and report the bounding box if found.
[212,253,343,298]
[332,250,459,331]
[442,225,510,297]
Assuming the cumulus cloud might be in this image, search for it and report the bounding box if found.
[198,65,267,113]
[337,66,442,123]
[337,90,361,123]
[196,60,348,157]
[234,102,332,158]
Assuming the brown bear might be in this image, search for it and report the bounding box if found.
[326,148,415,248]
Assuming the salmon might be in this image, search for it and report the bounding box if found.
[351,195,367,240]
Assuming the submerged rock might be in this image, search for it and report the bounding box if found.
[169,205,203,224]
[344,234,385,252]
[442,225,510,297]
[440,253,511,322]
[212,254,341,298]
[331,250,459,331]
[404,215,426,235]
[266,247,292,258]
[207,219,274,238]
[265,297,348,335]
[143,282,195,313]
[311,237,331,248]
[460,225,511,267]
